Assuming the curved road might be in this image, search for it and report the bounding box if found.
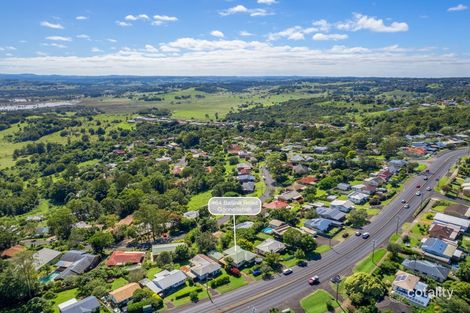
[174,148,468,313]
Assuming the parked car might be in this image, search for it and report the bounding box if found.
[283,268,293,275]
[355,231,362,236]
[342,232,349,238]
[229,267,241,277]
[362,232,370,239]
[297,260,308,267]
[308,275,320,285]
[252,269,262,276]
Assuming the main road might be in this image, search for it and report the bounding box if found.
[173,148,468,313]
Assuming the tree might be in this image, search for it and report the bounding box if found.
[348,209,368,228]
[264,253,281,270]
[67,197,102,221]
[436,296,470,313]
[156,251,173,268]
[386,243,402,260]
[88,231,114,253]
[344,272,385,305]
[294,249,306,260]
[456,262,470,282]
[283,228,317,253]
[135,205,169,241]
[47,207,76,239]
[174,244,191,262]
[195,232,217,253]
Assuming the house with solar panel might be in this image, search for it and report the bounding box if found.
[391,270,430,307]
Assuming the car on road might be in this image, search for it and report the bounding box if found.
[401,199,406,203]
[355,231,362,236]
[362,232,370,239]
[416,191,422,196]
[308,275,320,285]
[403,204,410,209]
[283,268,293,275]
[423,176,428,180]
[416,185,421,188]
[426,186,432,191]
[297,260,307,267]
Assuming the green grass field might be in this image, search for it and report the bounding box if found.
[300,289,338,313]
[353,248,387,273]
[52,288,78,313]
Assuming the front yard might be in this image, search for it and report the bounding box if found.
[300,289,338,313]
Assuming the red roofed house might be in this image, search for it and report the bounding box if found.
[1,245,26,258]
[263,200,289,210]
[227,144,241,155]
[106,251,145,267]
[297,176,318,186]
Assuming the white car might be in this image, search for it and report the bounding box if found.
[283,268,293,275]
[416,191,422,196]
[426,186,432,191]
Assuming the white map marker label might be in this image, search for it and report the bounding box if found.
[208,197,261,216]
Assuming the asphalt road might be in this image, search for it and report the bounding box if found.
[173,148,468,313]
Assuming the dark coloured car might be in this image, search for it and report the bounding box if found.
[342,232,349,238]
[308,275,320,285]
[252,269,262,276]
[297,260,307,267]
[362,232,370,239]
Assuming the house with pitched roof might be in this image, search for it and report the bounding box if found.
[330,199,354,213]
[420,238,461,263]
[255,238,286,255]
[188,254,221,281]
[151,243,186,260]
[304,218,342,235]
[223,245,257,268]
[109,283,141,306]
[151,270,187,296]
[106,251,145,267]
[316,207,346,222]
[263,200,289,210]
[392,271,430,307]
[433,213,469,232]
[33,248,61,270]
[428,223,460,241]
[402,259,450,282]
[59,296,100,313]
[1,245,25,258]
[55,251,100,280]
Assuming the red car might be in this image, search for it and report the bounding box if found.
[416,185,421,188]
[229,267,241,277]
[308,276,320,285]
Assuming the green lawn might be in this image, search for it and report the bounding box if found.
[315,245,332,254]
[167,283,210,307]
[187,190,212,210]
[52,288,78,313]
[146,267,161,279]
[111,277,129,290]
[213,274,248,294]
[300,289,338,313]
[354,248,387,273]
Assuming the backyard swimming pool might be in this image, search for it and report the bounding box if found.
[39,271,59,283]
[262,227,274,234]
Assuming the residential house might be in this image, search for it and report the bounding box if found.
[330,199,354,213]
[352,183,376,195]
[35,226,49,237]
[290,155,305,163]
[402,259,450,282]
[348,192,369,205]
[151,243,186,260]
[237,175,255,183]
[223,245,257,268]
[420,238,461,263]
[109,283,141,306]
[296,176,317,186]
[59,296,100,313]
[188,254,221,281]
[278,190,303,203]
[391,271,430,307]
[316,207,346,222]
[183,210,199,219]
[263,200,289,210]
[433,213,469,232]
[255,238,286,255]
[313,146,328,154]
[462,178,470,197]
[33,248,61,270]
[336,183,351,191]
[286,182,307,192]
[364,177,383,187]
[106,251,145,267]
[304,218,342,235]
[55,251,100,280]
[235,221,254,229]
[292,164,309,175]
[444,204,470,219]
[269,219,286,230]
[1,245,25,258]
[428,223,460,241]
[241,181,255,193]
[151,270,187,296]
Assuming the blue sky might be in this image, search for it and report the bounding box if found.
[0,0,469,76]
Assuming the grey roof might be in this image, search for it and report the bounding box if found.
[190,254,221,277]
[151,243,186,255]
[153,270,186,290]
[242,181,255,192]
[56,252,100,280]
[223,245,257,264]
[402,259,450,281]
[304,218,342,232]
[316,207,346,221]
[256,238,286,254]
[33,248,61,270]
[60,296,100,313]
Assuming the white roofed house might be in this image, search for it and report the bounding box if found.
[223,245,257,268]
[151,270,187,296]
[348,192,369,205]
[187,254,222,281]
[433,213,469,233]
[330,199,354,213]
[255,238,286,255]
[33,248,61,270]
[392,271,430,307]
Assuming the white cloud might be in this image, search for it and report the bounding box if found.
[49,43,67,48]
[220,5,270,17]
[448,4,468,11]
[268,26,317,41]
[2,39,468,77]
[36,52,48,56]
[91,47,104,53]
[116,20,132,27]
[312,33,348,41]
[312,19,331,32]
[336,13,408,32]
[239,31,254,36]
[46,36,72,42]
[76,16,88,20]
[125,14,149,21]
[76,34,91,40]
[40,21,64,29]
[258,0,277,4]
[210,30,224,38]
[152,15,178,26]
[144,44,158,53]
[107,38,117,43]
